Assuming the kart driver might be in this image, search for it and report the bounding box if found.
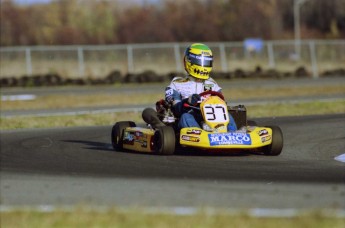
[165,43,237,131]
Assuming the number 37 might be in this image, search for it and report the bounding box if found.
[203,104,228,122]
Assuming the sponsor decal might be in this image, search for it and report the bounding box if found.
[134,131,144,138]
[123,132,135,145]
[201,51,212,56]
[208,124,226,132]
[258,129,268,136]
[135,139,147,144]
[189,54,212,60]
[204,83,214,91]
[200,94,211,100]
[133,131,147,141]
[181,135,200,143]
[165,88,173,96]
[247,126,256,131]
[261,135,272,143]
[141,141,148,148]
[215,124,224,128]
[124,132,134,141]
[124,131,148,147]
[187,129,202,135]
[214,126,226,132]
[208,133,251,146]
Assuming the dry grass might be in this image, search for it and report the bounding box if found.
[1,208,344,228]
[1,101,344,130]
[0,112,142,130]
[248,101,345,118]
[223,85,345,102]
[1,82,344,130]
[1,85,345,111]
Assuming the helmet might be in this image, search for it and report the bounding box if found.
[184,43,213,80]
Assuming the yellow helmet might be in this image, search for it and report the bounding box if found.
[184,43,213,80]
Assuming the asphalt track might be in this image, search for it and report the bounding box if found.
[1,114,344,210]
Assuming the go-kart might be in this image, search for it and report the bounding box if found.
[111,90,283,156]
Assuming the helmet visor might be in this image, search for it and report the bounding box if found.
[188,54,213,67]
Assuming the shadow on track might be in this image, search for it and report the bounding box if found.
[174,147,255,157]
[62,139,258,157]
[63,140,113,152]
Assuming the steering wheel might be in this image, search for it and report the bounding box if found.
[183,90,225,109]
[199,90,225,100]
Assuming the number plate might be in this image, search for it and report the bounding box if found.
[203,104,229,122]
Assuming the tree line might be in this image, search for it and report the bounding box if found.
[1,0,344,46]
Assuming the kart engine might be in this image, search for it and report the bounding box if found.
[228,105,247,128]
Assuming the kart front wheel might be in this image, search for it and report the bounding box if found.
[154,126,175,155]
[262,125,283,156]
[111,121,136,151]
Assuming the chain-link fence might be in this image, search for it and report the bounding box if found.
[1,40,344,78]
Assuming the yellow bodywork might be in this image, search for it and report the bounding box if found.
[122,127,155,153]
[200,95,229,133]
[179,95,273,150]
[179,126,272,149]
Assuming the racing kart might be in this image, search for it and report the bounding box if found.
[111,91,283,156]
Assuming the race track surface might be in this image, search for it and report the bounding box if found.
[1,114,345,209]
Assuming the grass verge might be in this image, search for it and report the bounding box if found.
[1,85,344,111]
[1,208,344,228]
[1,101,344,130]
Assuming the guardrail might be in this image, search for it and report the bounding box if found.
[1,40,344,78]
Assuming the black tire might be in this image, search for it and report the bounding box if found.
[111,121,136,151]
[262,125,283,156]
[154,126,176,155]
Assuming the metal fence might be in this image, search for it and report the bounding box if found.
[1,40,344,78]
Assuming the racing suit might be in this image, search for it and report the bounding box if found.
[165,76,237,131]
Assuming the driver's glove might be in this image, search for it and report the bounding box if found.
[187,94,201,106]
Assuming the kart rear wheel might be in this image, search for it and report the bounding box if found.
[111,121,136,151]
[262,125,283,156]
[154,126,175,155]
